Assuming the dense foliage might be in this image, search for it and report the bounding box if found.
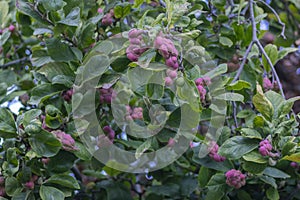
[0,0,300,199]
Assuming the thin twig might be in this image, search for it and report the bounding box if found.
[159,0,166,8]
[232,41,254,82]
[0,57,29,69]
[257,0,286,39]
[256,41,285,98]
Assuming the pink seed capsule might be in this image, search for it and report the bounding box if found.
[165,77,173,86]
[8,25,15,32]
[97,8,103,13]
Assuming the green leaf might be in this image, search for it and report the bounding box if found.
[180,176,198,196]
[262,44,278,73]
[219,136,259,159]
[80,54,110,84]
[204,64,227,79]
[114,3,131,18]
[46,174,80,189]
[135,138,152,159]
[278,96,300,117]
[282,152,300,162]
[40,185,65,200]
[242,161,267,174]
[40,0,65,11]
[240,128,262,139]
[31,46,54,67]
[281,142,297,156]
[28,130,61,157]
[259,176,277,189]
[16,0,52,25]
[211,0,226,9]
[73,141,92,160]
[46,38,77,62]
[214,93,244,102]
[23,109,42,127]
[59,7,80,26]
[147,184,180,197]
[263,167,290,178]
[0,108,17,138]
[5,177,22,197]
[226,80,251,91]
[0,31,11,47]
[253,84,274,121]
[206,174,227,200]
[266,187,279,200]
[29,83,65,105]
[219,36,233,47]
[38,62,75,82]
[198,166,213,188]
[265,90,284,118]
[277,47,298,61]
[0,1,9,25]
[237,190,252,200]
[243,151,268,164]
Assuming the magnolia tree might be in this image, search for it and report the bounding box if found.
[1,0,300,199]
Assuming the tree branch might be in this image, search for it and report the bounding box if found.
[232,41,254,82]
[159,0,166,8]
[257,0,286,39]
[0,57,29,69]
[233,0,286,100]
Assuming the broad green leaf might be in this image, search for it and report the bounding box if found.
[278,96,300,117]
[204,64,227,79]
[219,36,233,47]
[147,184,180,196]
[16,0,52,25]
[46,38,77,62]
[214,93,244,102]
[114,3,131,18]
[5,177,22,197]
[242,161,267,174]
[46,174,80,189]
[282,152,300,162]
[73,141,92,160]
[133,0,143,8]
[135,138,152,159]
[219,136,259,159]
[180,176,198,196]
[237,190,252,200]
[240,128,262,139]
[40,0,65,11]
[281,142,297,156]
[263,167,290,178]
[81,54,110,84]
[29,84,65,105]
[0,31,11,46]
[266,187,279,200]
[38,62,75,81]
[262,44,278,73]
[253,84,274,121]
[198,166,213,188]
[226,80,251,91]
[206,174,227,200]
[23,109,42,127]
[28,130,61,157]
[0,108,17,138]
[59,7,80,26]
[277,47,298,61]
[31,46,54,67]
[39,186,64,200]
[0,1,9,25]
[243,151,268,164]
[259,176,277,189]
